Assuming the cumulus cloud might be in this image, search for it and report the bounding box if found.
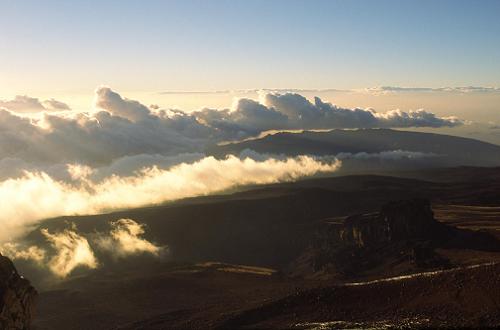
[95,219,163,258]
[41,227,98,277]
[0,87,463,172]
[42,98,71,111]
[262,93,462,130]
[0,95,45,112]
[195,98,288,139]
[0,99,210,168]
[0,95,70,113]
[371,108,462,128]
[95,87,152,122]
[194,92,462,138]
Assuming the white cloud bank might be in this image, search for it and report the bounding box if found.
[0,154,341,242]
[0,87,463,171]
[195,92,462,139]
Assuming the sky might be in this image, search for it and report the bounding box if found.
[1,0,499,97]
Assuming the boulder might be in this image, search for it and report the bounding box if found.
[0,254,37,329]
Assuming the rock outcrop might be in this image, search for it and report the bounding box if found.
[289,199,451,278]
[0,254,37,329]
[337,199,440,247]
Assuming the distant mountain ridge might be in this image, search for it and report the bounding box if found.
[209,129,500,167]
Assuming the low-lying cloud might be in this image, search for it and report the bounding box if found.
[1,219,163,278]
[96,219,163,258]
[0,154,341,242]
[42,226,98,278]
[1,242,46,264]
[334,150,438,160]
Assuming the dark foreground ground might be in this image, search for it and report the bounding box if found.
[33,262,500,330]
[29,166,500,329]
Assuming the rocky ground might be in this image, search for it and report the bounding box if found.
[12,167,500,329]
[220,262,500,329]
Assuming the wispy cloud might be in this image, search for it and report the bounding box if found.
[95,219,164,258]
[158,88,347,95]
[1,242,46,264]
[42,226,98,277]
[2,219,164,278]
[158,86,500,96]
[362,86,500,95]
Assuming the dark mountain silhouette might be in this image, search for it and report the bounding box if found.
[209,129,500,168]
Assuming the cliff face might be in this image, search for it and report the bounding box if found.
[289,199,450,278]
[0,255,37,330]
[338,199,439,248]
